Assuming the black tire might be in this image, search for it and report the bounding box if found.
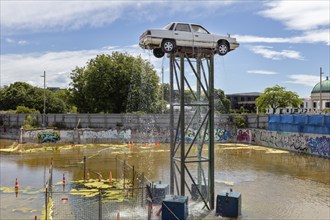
[153,48,165,58]
[161,39,176,53]
[217,41,229,56]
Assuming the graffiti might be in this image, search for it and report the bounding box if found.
[237,129,251,143]
[306,136,330,157]
[176,128,233,143]
[37,131,60,143]
[215,129,231,142]
[253,129,329,157]
[81,129,132,140]
[288,134,308,152]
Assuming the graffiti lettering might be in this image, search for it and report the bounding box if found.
[306,136,330,157]
[253,129,329,157]
[38,131,60,143]
[237,129,251,143]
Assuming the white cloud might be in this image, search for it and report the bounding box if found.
[5,37,29,45]
[249,45,304,60]
[6,38,15,43]
[259,1,329,31]
[249,1,330,46]
[0,46,164,88]
[18,40,28,45]
[235,28,330,45]
[285,74,320,87]
[247,70,278,75]
[1,1,235,33]
[0,1,129,33]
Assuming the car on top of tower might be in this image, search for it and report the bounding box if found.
[139,22,239,58]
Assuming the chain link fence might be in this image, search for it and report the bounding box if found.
[43,156,157,220]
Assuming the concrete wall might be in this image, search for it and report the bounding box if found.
[3,113,328,158]
[252,129,329,157]
[0,113,268,130]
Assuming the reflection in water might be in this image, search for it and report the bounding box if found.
[0,141,329,219]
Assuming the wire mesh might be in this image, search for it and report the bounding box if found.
[44,156,154,220]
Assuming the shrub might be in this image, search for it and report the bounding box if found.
[23,115,39,130]
[235,114,248,128]
[16,106,40,114]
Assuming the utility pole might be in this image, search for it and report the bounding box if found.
[161,65,164,113]
[320,67,323,112]
[41,71,46,127]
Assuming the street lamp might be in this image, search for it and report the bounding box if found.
[320,67,323,112]
[41,71,46,127]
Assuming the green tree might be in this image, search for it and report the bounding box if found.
[214,89,231,114]
[0,82,67,113]
[54,89,72,111]
[0,82,32,110]
[23,115,39,130]
[256,85,303,114]
[69,67,91,113]
[70,52,160,113]
[16,106,40,114]
[160,83,170,102]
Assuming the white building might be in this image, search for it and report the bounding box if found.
[267,76,330,114]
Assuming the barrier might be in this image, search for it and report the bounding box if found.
[268,115,330,135]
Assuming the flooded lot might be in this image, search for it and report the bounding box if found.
[0,140,329,219]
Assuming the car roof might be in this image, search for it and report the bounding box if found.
[172,22,202,26]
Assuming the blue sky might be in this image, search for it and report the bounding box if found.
[1,0,329,98]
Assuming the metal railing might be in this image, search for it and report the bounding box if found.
[44,156,154,220]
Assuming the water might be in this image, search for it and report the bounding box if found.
[0,140,329,219]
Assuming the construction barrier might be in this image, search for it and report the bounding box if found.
[268,114,330,135]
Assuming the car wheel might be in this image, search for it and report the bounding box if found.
[217,41,229,56]
[161,40,176,53]
[153,48,165,58]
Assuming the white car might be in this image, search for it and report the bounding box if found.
[139,22,239,58]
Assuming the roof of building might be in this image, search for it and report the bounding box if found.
[226,92,262,96]
[311,76,330,93]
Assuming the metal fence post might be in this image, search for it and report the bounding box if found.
[116,156,118,180]
[45,188,48,220]
[123,160,126,189]
[141,172,144,207]
[83,156,86,182]
[99,189,102,220]
[132,166,135,197]
[50,158,53,190]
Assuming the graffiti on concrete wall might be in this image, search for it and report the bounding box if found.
[237,129,251,143]
[215,129,232,142]
[81,129,132,140]
[253,129,329,157]
[176,128,233,143]
[37,131,60,143]
[306,136,330,157]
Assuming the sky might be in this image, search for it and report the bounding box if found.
[1,0,329,98]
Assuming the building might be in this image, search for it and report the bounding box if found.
[47,87,61,92]
[226,92,262,113]
[267,76,330,114]
[310,76,330,112]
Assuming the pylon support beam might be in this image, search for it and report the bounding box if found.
[169,51,215,210]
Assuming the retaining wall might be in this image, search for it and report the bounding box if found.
[253,129,329,158]
[18,127,330,158]
[0,113,268,130]
[1,114,329,158]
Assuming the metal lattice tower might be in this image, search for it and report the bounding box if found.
[169,49,215,209]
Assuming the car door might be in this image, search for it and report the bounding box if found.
[191,24,215,49]
[173,23,194,47]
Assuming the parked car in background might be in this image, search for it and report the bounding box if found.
[139,22,239,58]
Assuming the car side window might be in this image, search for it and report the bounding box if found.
[175,24,191,32]
[191,25,209,34]
[169,23,175,30]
